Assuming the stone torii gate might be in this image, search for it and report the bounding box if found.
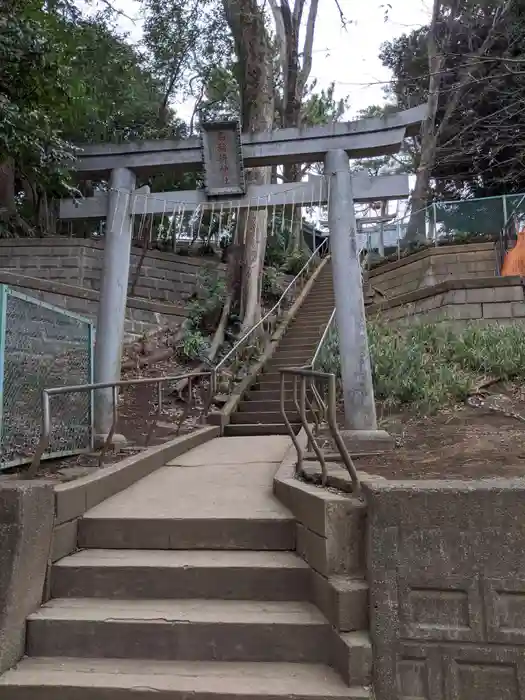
[60,105,425,441]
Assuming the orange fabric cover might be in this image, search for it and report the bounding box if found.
[501,228,525,276]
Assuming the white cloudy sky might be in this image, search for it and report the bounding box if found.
[103,0,431,120]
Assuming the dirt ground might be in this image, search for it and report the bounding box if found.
[355,382,525,480]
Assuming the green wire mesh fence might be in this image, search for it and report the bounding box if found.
[0,286,94,469]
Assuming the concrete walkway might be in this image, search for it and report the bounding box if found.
[78,435,295,550]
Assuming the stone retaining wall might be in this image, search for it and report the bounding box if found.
[367,276,525,327]
[365,479,525,700]
[0,271,187,339]
[368,243,497,298]
[0,238,225,305]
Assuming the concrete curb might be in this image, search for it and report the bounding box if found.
[273,431,371,685]
[209,256,331,431]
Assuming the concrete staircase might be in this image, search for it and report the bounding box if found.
[225,263,336,437]
[0,436,371,699]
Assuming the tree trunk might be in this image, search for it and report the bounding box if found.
[405,0,442,244]
[269,0,319,254]
[222,0,275,332]
[0,159,16,218]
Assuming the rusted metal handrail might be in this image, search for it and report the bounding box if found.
[214,240,329,391]
[279,367,360,493]
[28,371,214,477]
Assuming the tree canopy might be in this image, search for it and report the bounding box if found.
[381,0,525,202]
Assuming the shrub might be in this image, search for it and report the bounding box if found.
[177,328,210,361]
[318,321,525,413]
[282,249,309,276]
[261,266,284,304]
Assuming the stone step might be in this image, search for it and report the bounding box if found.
[224,423,299,437]
[299,303,335,312]
[291,315,331,325]
[79,515,295,551]
[231,411,297,425]
[246,389,292,401]
[26,599,330,663]
[267,358,312,368]
[279,339,321,349]
[239,399,295,413]
[0,658,371,699]
[270,350,315,360]
[51,550,310,601]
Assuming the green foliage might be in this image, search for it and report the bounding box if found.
[282,249,309,276]
[141,0,232,125]
[0,1,187,234]
[261,266,283,304]
[186,265,226,332]
[318,321,525,413]
[177,265,226,362]
[0,6,75,192]
[177,328,211,362]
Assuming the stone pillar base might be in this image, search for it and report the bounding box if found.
[340,429,394,455]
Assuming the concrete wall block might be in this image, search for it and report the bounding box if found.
[310,570,369,632]
[0,482,55,673]
[131,286,153,300]
[482,302,514,319]
[365,480,525,700]
[443,303,483,320]
[444,289,467,304]
[415,294,445,312]
[511,301,525,318]
[466,286,521,303]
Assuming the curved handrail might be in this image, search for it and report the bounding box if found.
[214,239,328,378]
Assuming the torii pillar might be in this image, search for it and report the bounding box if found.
[325,149,392,450]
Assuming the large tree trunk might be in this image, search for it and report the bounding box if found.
[222,0,275,332]
[270,0,319,254]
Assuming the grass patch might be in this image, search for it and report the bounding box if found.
[318,321,525,412]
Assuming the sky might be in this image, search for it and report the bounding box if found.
[102,0,432,120]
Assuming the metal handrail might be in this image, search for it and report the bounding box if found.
[214,240,328,385]
[279,367,360,493]
[28,371,214,477]
[311,307,336,369]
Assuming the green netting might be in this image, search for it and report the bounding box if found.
[434,197,506,239]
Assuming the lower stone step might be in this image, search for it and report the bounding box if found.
[26,599,330,663]
[230,411,297,425]
[224,423,300,437]
[0,658,371,699]
[51,549,311,601]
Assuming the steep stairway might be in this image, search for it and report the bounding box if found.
[0,435,371,699]
[225,262,335,437]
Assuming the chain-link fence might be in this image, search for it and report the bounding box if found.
[359,194,525,267]
[0,287,94,469]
